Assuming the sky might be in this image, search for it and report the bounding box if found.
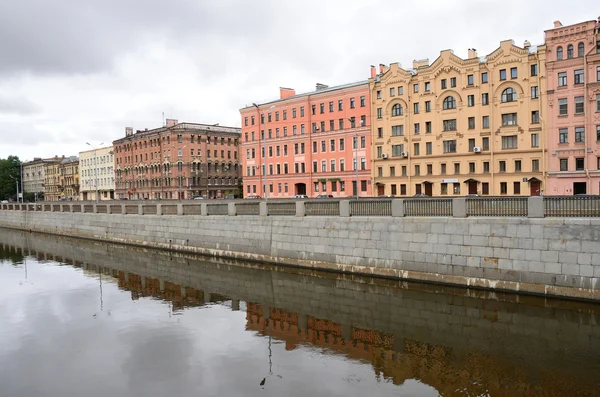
[0,0,597,161]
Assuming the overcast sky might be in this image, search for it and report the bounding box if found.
[0,0,596,160]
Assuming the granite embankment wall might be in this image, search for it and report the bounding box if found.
[0,209,599,300]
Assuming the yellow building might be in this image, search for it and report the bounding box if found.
[44,161,62,201]
[370,40,547,197]
[43,156,79,201]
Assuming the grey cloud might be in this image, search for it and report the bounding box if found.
[0,96,41,115]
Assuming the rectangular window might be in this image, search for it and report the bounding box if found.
[360,96,366,107]
[531,133,539,148]
[402,166,407,176]
[441,163,446,174]
[574,69,584,85]
[301,124,305,134]
[559,128,569,143]
[501,113,518,126]
[340,159,345,171]
[329,101,334,112]
[598,66,600,82]
[443,140,457,153]
[340,138,345,151]
[576,158,584,171]
[391,184,397,195]
[321,161,326,172]
[292,108,297,118]
[377,127,383,138]
[575,127,585,143]
[558,72,567,87]
[425,101,431,112]
[500,69,506,80]
[482,93,489,105]
[331,181,337,192]
[398,86,404,95]
[454,163,460,175]
[390,166,396,176]
[531,64,538,76]
[597,125,600,141]
[401,184,407,195]
[377,108,382,119]
[414,164,420,176]
[478,73,487,85]
[499,161,506,172]
[559,98,568,116]
[426,142,432,155]
[318,104,324,114]
[392,144,404,157]
[515,160,522,172]
[482,182,489,195]
[330,139,336,151]
[510,67,517,79]
[441,79,447,89]
[467,74,474,85]
[597,94,600,112]
[377,146,383,158]
[560,158,568,171]
[468,117,475,129]
[414,103,420,114]
[425,82,431,91]
[501,135,518,149]
[414,142,420,155]
[532,110,540,124]
[377,90,382,99]
[360,136,366,148]
[338,100,343,111]
[482,116,489,129]
[339,119,344,130]
[321,140,326,152]
[300,107,304,117]
[413,83,419,93]
[441,183,448,195]
[276,111,281,121]
[330,120,335,131]
[468,138,475,152]
[468,95,474,107]
[469,162,475,173]
[414,123,420,134]
[320,121,325,132]
[443,119,457,131]
[450,77,456,87]
[483,161,490,173]
[350,98,355,109]
[532,159,539,171]
[575,96,584,114]
[390,87,395,97]
[313,161,318,173]
[531,86,539,99]
[514,182,521,195]
[425,121,431,133]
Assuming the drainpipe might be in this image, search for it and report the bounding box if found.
[537,53,547,193]
[583,48,591,190]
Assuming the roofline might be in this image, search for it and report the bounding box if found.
[113,122,241,143]
[544,19,597,33]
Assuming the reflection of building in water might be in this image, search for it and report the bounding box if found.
[245,302,590,397]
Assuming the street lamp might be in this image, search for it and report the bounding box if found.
[252,103,275,200]
[86,142,103,203]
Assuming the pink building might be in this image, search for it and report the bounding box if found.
[240,82,372,198]
[545,18,600,195]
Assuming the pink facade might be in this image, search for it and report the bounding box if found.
[240,82,372,198]
[545,19,600,195]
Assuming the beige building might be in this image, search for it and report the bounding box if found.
[370,40,547,197]
[44,161,62,201]
[43,156,80,201]
[79,146,115,201]
[22,157,61,199]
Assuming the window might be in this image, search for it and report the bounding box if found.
[468,95,474,107]
[511,67,518,79]
[330,120,335,131]
[469,162,475,173]
[398,86,403,95]
[339,119,344,130]
[340,138,345,150]
[413,103,419,114]
[443,140,457,153]
[501,87,517,102]
[450,77,456,88]
[560,158,568,171]
[559,128,568,143]
[391,184,397,195]
[441,183,448,195]
[501,113,518,126]
[532,159,539,171]
[392,144,404,157]
[321,140,326,152]
[377,146,383,158]
[414,123,420,134]
[483,161,490,173]
[531,133,539,148]
[467,74,474,85]
[575,127,585,143]
[598,125,600,142]
[468,117,475,129]
[531,64,538,76]
[500,69,506,80]
[244,117,248,126]
[327,101,334,112]
[575,97,584,114]
[413,83,419,93]
[414,165,420,176]
[425,121,432,133]
[515,160,522,172]
[321,160,326,172]
[598,66,600,82]
[377,108,383,119]
[426,142,432,155]
[441,79,447,89]
[559,98,568,116]
[481,72,488,83]
[360,96,366,107]
[502,135,518,149]
[443,119,457,131]
[499,161,506,173]
[300,106,304,117]
[425,101,431,112]
[313,161,318,173]
[443,96,456,109]
[441,163,446,174]
[360,136,366,149]
[597,94,600,112]
[390,87,395,97]
[338,100,343,111]
[468,138,475,152]
[482,93,489,105]
[557,46,563,60]
[377,167,382,177]
[377,127,383,138]
[340,159,345,171]
[531,86,539,99]
[578,42,585,57]
[292,108,297,118]
[414,143,420,155]
[349,117,355,128]
[402,166,407,176]
[513,182,521,195]
[574,69,584,85]
[576,158,584,171]
[377,90,382,99]
[301,124,305,134]
[319,103,324,114]
[350,98,355,108]
[425,82,431,91]
[390,167,396,176]
[392,103,403,116]
[558,72,567,87]
[532,110,540,124]
[567,44,574,59]
[454,163,460,174]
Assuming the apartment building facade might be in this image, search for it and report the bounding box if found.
[79,146,115,201]
[545,19,600,195]
[22,157,61,199]
[113,120,241,200]
[370,40,546,197]
[240,82,372,198]
[43,156,79,201]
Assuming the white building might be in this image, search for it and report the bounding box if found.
[79,146,115,201]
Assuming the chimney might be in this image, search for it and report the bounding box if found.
[378,63,385,74]
[523,40,531,48]
[125,127,133,137]
[553,20,563,28]
[166,119,178,127]
[370,65,376,78]
[467,48,478,59]
[412,59,429,69]
[316,83,329,91]
[279,87,296,99]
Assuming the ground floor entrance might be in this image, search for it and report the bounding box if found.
[295,183,306,196]
[573,182,587,195]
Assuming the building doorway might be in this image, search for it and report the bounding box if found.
[377,184,385,196]
[295,183,306,196]
[573,182,587,195]
[83,192,88,201]
[529,178,541,196]
[465,179,478,195]
[423,182,433,197]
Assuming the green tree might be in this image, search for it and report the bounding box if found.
[0,156,21,201]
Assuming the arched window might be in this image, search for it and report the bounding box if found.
[443,96,456,110]
[501,88,517,103]
[391,103,403,116]
[567,44,574,59]
[557,46,563,60]
[578,42,585,57]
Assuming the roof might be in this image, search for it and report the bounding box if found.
[241,80,369,110]
[113,122,241,144]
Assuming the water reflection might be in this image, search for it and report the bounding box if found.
[0,229,599,397]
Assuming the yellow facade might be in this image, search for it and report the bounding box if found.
[43,157,79,201]
[370,40,547,197]
[44,162,62,201]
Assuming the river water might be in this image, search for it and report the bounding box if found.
[0,229,598,397]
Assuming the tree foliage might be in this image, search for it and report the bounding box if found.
[0,156,21,200]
